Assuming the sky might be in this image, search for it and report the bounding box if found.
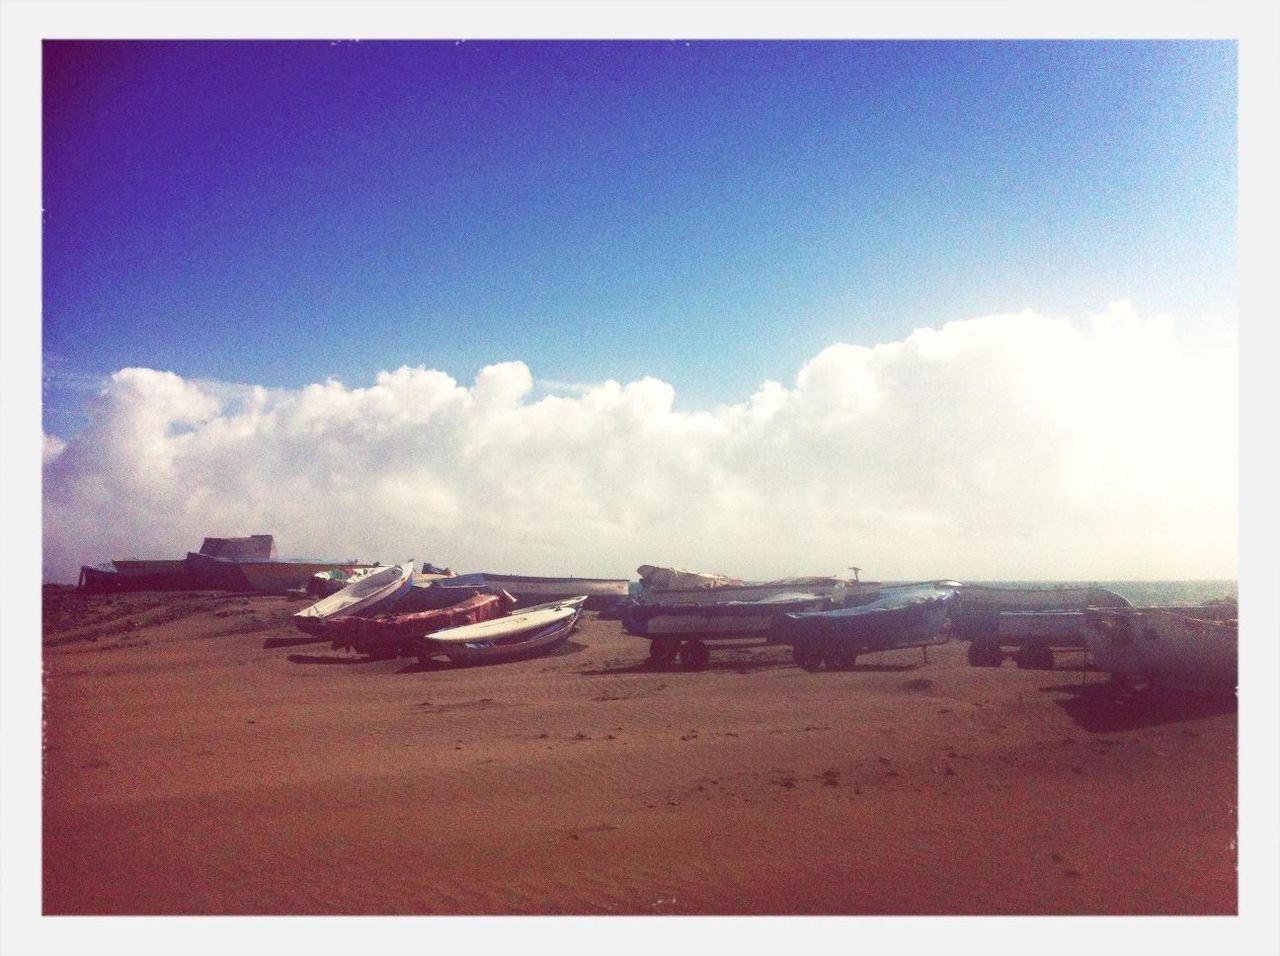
[39,38,1240,582]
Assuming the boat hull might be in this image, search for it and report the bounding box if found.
[950,585,1132,642]
[291,563,416,634]
[1083,607,1237,693]
[434,610,580,665]
[772,583,958,664]
[184,551,255,591]
[621,593,836,639]
[110,559,199,590]
[326,591,517,656]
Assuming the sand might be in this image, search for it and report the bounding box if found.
[41,588,1237,916]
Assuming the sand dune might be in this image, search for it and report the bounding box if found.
[41,588,1236,915]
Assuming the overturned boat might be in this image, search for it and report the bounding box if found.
[423,597,586,666]
[1082,604,1237,695]
[291,563,416,635]
[772,581,961,670]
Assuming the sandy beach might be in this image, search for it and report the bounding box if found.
[41,587,1236,916]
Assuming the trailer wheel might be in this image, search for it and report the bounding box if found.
[967,643,1003,667]
[648,639,679,666]
[824,642,858,670]
[793,642,823,671]
[679,641,710,671]
[1014,646,1054,670]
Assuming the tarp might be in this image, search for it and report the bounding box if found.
[198,534,277,560]
[636,565,741,591]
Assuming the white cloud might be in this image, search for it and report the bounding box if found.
[41,305,1237,583]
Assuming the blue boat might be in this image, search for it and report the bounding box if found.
[771,581,961,670]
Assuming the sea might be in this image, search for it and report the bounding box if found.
[939,580,1238,606]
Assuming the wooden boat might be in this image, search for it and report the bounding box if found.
[291,563,415,635]
[443,573,628,610]
[621,592,838,669]
[326,590,518,660]
[771,581,960,670]
[423,597,586,665]
[1083,604,1237,694]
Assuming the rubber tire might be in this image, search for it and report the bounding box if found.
[793,642,823,671]
[968,643,1003,668]
[824,642,859,670]
[1014,646,1054,670]
[649,639,678,666]
[679,641,710,671]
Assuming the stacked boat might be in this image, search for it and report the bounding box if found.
[288,564,587,666]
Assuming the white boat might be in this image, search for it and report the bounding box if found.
[1082,605,1237,694]
[424,597,586,664]
[291,563,415,635]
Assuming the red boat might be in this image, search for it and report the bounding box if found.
[326,589,518,661]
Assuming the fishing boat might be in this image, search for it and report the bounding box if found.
[952,584,1133,667]
[771,581,961,670]
[423,597,586,665]
[291,563,416,635]
[442,572,628,610]
[326,590,518,661]
[1082,604,1238,694]
[621,591,839,669]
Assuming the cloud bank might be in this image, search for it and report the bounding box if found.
[42,304,1237,583]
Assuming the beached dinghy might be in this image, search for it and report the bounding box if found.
[291,563,415,635]
[772,581,961,670]
[423,597,586,665]
[325,590,518,660]
[1082,604,1237,695]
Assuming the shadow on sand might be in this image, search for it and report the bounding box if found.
[1045,680,1237,733]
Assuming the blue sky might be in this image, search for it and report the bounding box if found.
[42,39,1236,438]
